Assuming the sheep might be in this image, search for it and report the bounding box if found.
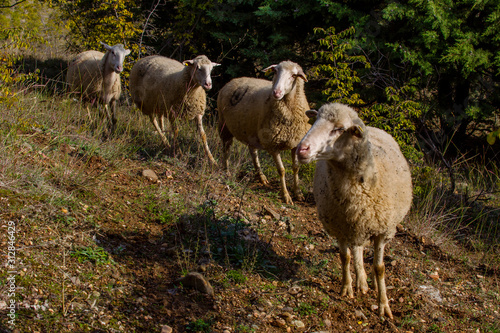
[129,55,220,165]
[66,42,130,134]
[217,61,310,204]
[296,103,413,319]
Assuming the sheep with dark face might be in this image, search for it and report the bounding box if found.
[129,55,220,165]
[217,61,310,204]
[297,103,413,319]
[66,42,130,133]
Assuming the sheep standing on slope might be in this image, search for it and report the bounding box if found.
[217,61,310,204]
[297,103,413,319]
[129,55,220,165]
[66,42,130,134]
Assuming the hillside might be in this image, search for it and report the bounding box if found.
[0,88,499,332]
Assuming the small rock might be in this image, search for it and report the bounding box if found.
[355,309,367,320]
[176,272,214,296]
[142,169,158,182]
[161,325,173,333]
[272,318,287,327]
[417,285,443,304]
[288,285,302,295]
[291,320,305,330]
[323,319,332,328]
[429,271,440,281]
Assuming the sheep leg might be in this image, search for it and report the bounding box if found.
[160,114,166,132]
[373,235,393,319]
[195,114,216,166]
[221,137,232,171]
[219,121,233,171]
[108,101,117,134]
[249,147,269,185]
[290,147,304,201]
[150,114,170,147]
[352,245,369,294]
[339,241,353,298]
[271,152,293,204]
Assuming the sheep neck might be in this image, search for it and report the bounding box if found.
[100,51,118,102]
[275,78,307,118]
[328,140,377,186]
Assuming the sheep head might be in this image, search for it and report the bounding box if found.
[183,55,220,91]
[297,103,366,165]
[101,42,131,74]
[263,61,307,100]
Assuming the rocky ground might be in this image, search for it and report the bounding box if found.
[0,117,499,332]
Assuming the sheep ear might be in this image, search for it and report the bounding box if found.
[100,42,111,50]
[183,59,195,66]
[305,109,318,119]
[212,62,221,67]
[296,69,308,82]
[124,49,131,56]
[262,64,277,75]
[349,125,364,138]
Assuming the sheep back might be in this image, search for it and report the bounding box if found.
[314,125,412,246]
[218,76,310,151]
[129,55,206,120]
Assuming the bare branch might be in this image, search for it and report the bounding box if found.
[0,0,27,9]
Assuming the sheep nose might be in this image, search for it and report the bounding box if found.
[115,66,123,73]
[273,89,283,100]
[297,144,310,159]
[203,82,212,90]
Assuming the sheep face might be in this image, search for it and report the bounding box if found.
[263,61,307,100]
[183,55,220,91]
[101,42,131,73]
[297,103,366,164]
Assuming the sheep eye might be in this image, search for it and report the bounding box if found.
[330,127,345,136]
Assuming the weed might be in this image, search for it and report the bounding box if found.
[296,302,317,316]
[186,318,212,332]
[71,246,113,265]
[226,269,248,284]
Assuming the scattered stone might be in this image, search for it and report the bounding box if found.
[176,272,214,296]
[142,169,158,182]
[323,319,332,328]
[417,285,443,304]
[288,285,301,295]
[429,271,440,281]
[355,309,367,320]
[161,325,173,333]
[291,320,305,330]
[272,318,287,327]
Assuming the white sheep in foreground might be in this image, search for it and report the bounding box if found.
[296,103,413,319]
[129,55,220,165]
[217,61,310,204]
[66,42,130,134]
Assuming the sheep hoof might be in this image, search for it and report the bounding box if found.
[256,174,269,185]
[294,192,305,202]
[356,280,369,294]
[379,303,393,320]
[341,285,354,298]
[282,193,294,205]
